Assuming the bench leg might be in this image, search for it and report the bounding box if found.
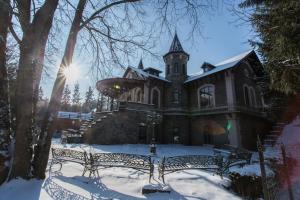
[82,165,87,176]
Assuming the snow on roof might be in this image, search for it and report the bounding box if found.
[128,66,170,82]
[185,50,254,83]
[57,111,92,120]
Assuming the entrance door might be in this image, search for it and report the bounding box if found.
[203,125,213,144]
[173,127,180,144]
[138,125,147,144]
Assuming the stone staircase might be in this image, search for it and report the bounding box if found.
[79,111,114,135]
[263,122,286,148]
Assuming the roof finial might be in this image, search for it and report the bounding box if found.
[138,58,144,69]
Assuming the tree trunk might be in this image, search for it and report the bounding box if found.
[0,0,11,152]
[10,0,59,179]
[33,0,87,179]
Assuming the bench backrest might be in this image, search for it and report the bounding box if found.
[51,148,87,163]
[90,153,152,169]
[160,155,223,169]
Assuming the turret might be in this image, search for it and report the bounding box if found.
[163,32,189,80]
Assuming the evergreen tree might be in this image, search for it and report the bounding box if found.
[72,83,81,112]
[61,84,71,111]
[239,0,300,94]
[84,86,94,112]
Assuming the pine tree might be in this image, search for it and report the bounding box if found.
[72,83,81,112]
[239,0,300,95]
[61,84,71,111]
[84,86,94,112]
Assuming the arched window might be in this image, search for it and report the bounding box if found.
[151,87,160,108]
[250,87,256,107]
[135,88,142,103]
[198,85,215,108]
[243,85,250,106]
[127,93,132,102]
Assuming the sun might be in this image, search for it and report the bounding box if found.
[63,64,79,83]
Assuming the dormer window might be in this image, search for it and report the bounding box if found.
[201,62,215,73]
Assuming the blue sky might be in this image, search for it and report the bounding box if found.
[41,3,254,99]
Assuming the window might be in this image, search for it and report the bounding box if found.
[166,65,170,75]
[244,85,250,106]
[244,85,256,107]
[136,89,142,102]
[174,63,179,73]
[173,89,180,103]
[198,85,215,108]
[151,87,160,108]
[250,87,257,107]
[182,64,185,74]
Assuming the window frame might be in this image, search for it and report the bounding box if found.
[197,84,215,108]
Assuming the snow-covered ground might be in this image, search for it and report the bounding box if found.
[0,140,242,200]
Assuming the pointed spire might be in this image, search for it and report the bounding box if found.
[138,58,144,69]
[169,32,184,52]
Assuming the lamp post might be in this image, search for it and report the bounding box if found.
[146,111,162,155]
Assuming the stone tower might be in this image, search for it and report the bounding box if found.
[162,33,190,145]
[163,32,189,108]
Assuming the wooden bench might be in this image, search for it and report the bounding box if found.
[50,148,89,176]
[89,153,154,182]
[158,155,224,183]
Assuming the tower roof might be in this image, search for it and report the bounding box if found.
[138,59,144,69]
[169,32,184,52]
[163,32,189,59]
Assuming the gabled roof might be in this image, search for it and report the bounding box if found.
[124,66,170,82]
[185,50,255,83]
[143,67,162,73]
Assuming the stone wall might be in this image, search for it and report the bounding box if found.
[84,109,163,144]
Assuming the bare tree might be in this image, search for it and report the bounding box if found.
[9,0,59,179]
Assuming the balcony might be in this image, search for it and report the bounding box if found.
[190,104,266,117]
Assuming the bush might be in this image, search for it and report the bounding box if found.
[229,172,263,199]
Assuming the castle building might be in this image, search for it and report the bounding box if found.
[90,33,270,149]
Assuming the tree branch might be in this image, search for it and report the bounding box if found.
[79,0,140,30]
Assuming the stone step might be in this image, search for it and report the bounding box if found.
[269,130,281,134]
[265,136,278,141]
[264,139,276,144]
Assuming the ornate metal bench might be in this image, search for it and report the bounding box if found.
[158,155,224,183]
[50,148,89,176]
[89,153,154,182]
